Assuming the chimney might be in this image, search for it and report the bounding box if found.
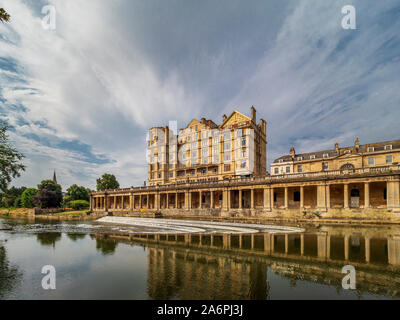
[335,141,339,153]
[251,106,256,123]
[207,120,211,127]
[260,119,267,135]
[222,114,227,122]
[290,147,296,158]
[201,118,206,125]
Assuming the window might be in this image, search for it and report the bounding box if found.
[212,167,218,173]
[202,158,208,164]
[323,153,329,158]
[224,164,231,172]
[385,145,393,150]
[195,125,198,131]
[386,155,393,164]
[158,173,161,179]
[169,172,174,178]
[344,150,351,154]
[151,173,154,179]
[274,168,279,174]
[224,153,231,161]
[241,138,246,146]
[286,166,290,173]
[202,140,208,147]
[322,162,329,170]
[310,155,316,159]
[224,142,231,150]
[297,165,303,173]
[191,170,195,176]
[367,147,375,152]
[278,159,284,163]
[241,162,246,169]
[201,168,207,175]
[169,164,173,169]
[297,156,303,161]
[293,191,300,202]
[368,157,375,166]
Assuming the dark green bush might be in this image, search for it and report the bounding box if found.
[68,200,90,210]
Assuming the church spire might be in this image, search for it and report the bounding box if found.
[53,170,57,184]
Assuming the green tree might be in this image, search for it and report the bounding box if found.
[65,184,90,202]
[21,188,38,208]
[96,174,119,191]
[0,121,25,192]
[0,186,26,208]
[37,180,62,207]
[0,8,10,23]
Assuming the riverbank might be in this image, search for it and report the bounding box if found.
[0,208,106,221]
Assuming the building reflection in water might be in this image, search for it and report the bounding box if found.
[94,229,400,299]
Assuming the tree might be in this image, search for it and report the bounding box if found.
[96,174,119,191]
[65,184,90,202]
[32,189,59,209]
[37,180,62,207]
[0,121,25,192]
[0,186,26,208]
[0,8,10,23]
[21,188,38,208]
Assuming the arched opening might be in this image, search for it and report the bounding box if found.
[340,163,355,170]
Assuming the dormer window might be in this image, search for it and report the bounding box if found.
[278,159,284,163]
[385,145,392,150]
[310,155,316,160]
[344,150,351,154]
[323,153,329,158]
[367,147,374,152]
[297,156,303,161]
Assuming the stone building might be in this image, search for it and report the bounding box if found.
[91,109,400,220]
[147,106,267,186]
[271,138,400,176]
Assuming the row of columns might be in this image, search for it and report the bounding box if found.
[91,179,400,212]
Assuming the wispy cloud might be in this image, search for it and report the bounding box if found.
[0,0,399,189]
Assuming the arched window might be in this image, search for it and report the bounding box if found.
[340,163,355,170]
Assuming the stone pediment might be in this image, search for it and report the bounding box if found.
[336,152,361,159]
[186,119,201,128]
[221,110,250,128]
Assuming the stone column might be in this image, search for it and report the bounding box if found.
[365,182,370,209]
[155,193,159,210]
[239,190,243,209]
[264,188,271,211]
[89,196,93,210]
[388,235,400,266]
[175,193,178,209]
[317,184,327,211]
[185,191,189,210]
[387,180,400,212]
[132,195,135,210]
[166,193,169,209]
[317,233,327,259]
[251,189,255,209]
[104,195,108,212]
[222,190,228,210]
[239,235,243,249]
[228,190,231,210]
[139,195,142,209]
[210,191,214,209]
[270,188,274,209]
[189,192,192,209]
[284,187,288,209]
[129,194,133,211]
[199,191,202,209]
[300,186,304,209]
[113,196,116,209]
[147,194,149,209]
[326,185,331,209]
[251,235,255,250]
[344,184,349,209]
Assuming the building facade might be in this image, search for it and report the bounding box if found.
[271,138,400,176]
[147,106,267,186]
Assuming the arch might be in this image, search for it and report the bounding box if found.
[340,163,355,170]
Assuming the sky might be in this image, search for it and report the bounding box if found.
[0,0,399,190]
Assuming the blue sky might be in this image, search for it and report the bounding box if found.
[0,0,399,190]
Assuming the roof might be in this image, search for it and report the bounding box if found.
[272,139,400,164]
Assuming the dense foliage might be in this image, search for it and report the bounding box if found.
[37,180,63,207]
[32,189,59,209]
[0,186,26,208]
[0,121,25,192]
[68,200,90,210]
[96,174,119,191]
[21,188,38,208]
[64,184,90,202]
